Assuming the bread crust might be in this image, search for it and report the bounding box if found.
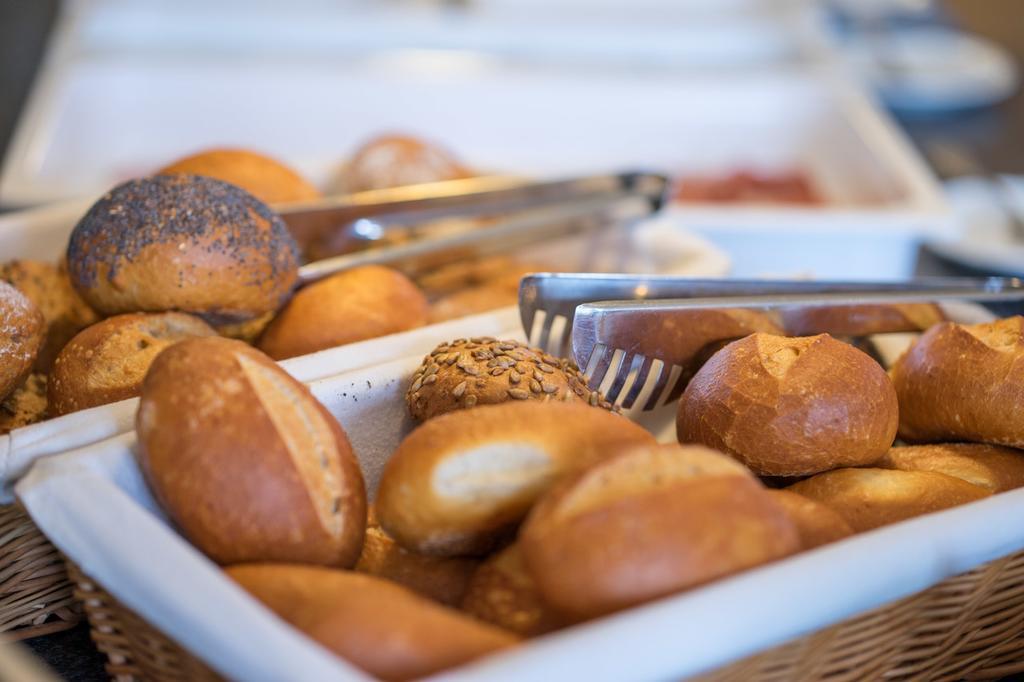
[48,312,216,415]
[335,134,472,193]
[157,148,321,205]
[227,564,516,682]
[0,281,44,402]
[0,373,47,434]
[677,333,899,476]
[136,337,366,567]
[765,489,854,550]
[66,175,300,322]
[788,468,990,532]
[461,543,562,637]
[781,303,944,337]
[519,443,798,620]
[877,443,1024,493]
[376,401,656,556]
[258,265,429,360]
[891,317,1024,447]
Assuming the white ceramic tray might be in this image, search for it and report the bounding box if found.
[16,346,1024,681]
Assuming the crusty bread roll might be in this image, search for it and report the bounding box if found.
[891,316,1024,447]
[1,259,99,372]
[0,373,47,435]
[416,256,538,298]
[461,543,562,637]
[376,401,656,556]
[66,175,300,323]
[137,337,366,567]
[677,333,898,476]
[781,303,944,337]
[428,286,517,324]
[156,148,321,205]
[356,518,478,606]
[0,281,44,403]
[258,265,429,360]
[48,312,216,416]
[227,564,516,682]
[788,468,990,532]
[877,443,1024,494]
[334,134,472,193]
[765,489,854,550]
[519,443,798,620]
[406,338,612,421]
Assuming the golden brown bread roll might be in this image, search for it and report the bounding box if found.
[428,286,518,324]
[258,265,429,360]
[876,443,1024,493]
[0,373,47,435]
[416,256,544,298]
[461,543,562,637]
[48,312,216,416]
[156,148,321,205]
[227,564,517,682]
[66,175,300,323]
[406,338,612,421]
[0,281,44,403]
[781,303,944,337]
[335,134,472,193]
[765,489,854,550]
[788,468,990,532]
[376,401,656,556]
[356,520,478,606]
[677,333,899,476]
[1,259,99,372]
[891,316,1024,447]
[519,443,799,620]
[137,337,366,567]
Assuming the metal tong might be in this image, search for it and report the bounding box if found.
[278,172,668,285]
[518,273,1024,411]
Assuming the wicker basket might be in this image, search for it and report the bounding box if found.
[67,550,1024,682]
[0,504,80,639]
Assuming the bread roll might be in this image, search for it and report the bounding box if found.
[677,333,898,476]
[891,316,1024,447]
[1,259,99,371]
[0,373,47,435]
[461,543,562,637]
[66,175,300,323]
[416,256,543,298]
[781,303,944,337]
[877,443,1024,493]
[227,564,516,682]
[376,401,656,556]
[48,312,216,415]
[136,337,366,567]
[335,134,472,193]
[788,468,990,532]
[519,443,798,620]
[258,266,429,360]
[157,148,321,205]
[0,282,44,402]
[765,489,854,550]
[356,520,478,606]
[406,338,612,421]
[428,286,517,324]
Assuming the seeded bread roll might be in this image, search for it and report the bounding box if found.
[258,265,429,360]
[356,516,479,606]
[376,401,656,556]
[781,303,944,337]
[0,281,44,403]
[1,259,99,372]
[0,373,47,435]
[157,148,321,205]
[765,489,854,550]
[227,564,516,682]
[66,175,300,323]
[406,338,613,421]
[335,134,472,194]
[137,338,366,567]
[891,316,1024,447]
[519,443,799,620]
[461,543,562,637]
[876,443,1024,493]
[48,312,217,416]
[788,468,990,532]
[677,333,899,476]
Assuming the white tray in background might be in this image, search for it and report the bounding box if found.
[16,348,1024,682]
